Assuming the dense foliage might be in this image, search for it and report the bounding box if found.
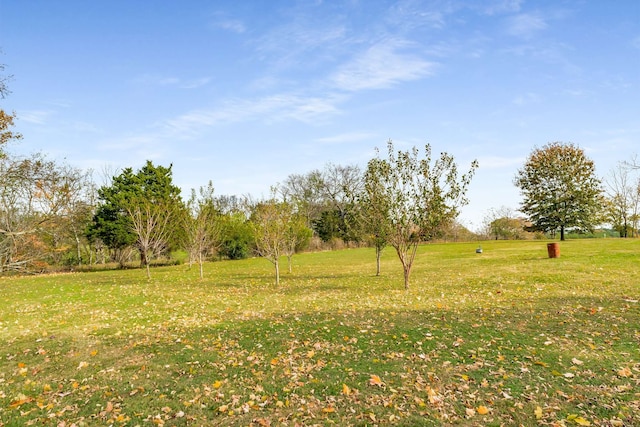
[515,142,603,241]
[87,161,183,273]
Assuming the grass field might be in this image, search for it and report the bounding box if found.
[1,239,639,426]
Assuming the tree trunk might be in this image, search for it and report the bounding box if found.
[375,245,381,276]
[198,252,204,279]
[403,264,411,290]
[560,225,565,241]
[145,260,151,280]
[140,248,148,268]
[287,255,293,273]
[274,259,280,286]
[74,232,82,266]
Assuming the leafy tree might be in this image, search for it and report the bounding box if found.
[88,161,182,270]
[0,154,86,272]
[1,59,20,157]
[281,164,362,244]
[481,206,529,240]
[363,140,477,289]
[514,142,603,241]
[215,197,253,260]
[312,209,348,242]
[36,165,94,266]
[0,110,21,157]
[356,156,393,276]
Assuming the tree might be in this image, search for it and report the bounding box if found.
[356,157,393,276]
[35,164,94,266]
[182,182,223,279]
[604,163,640,237]
[88,161,182,270]
[514,142,603,241]
[282,212,312,274]
[250,196,295,286]
[363,140,477,289]
[218,211,253,260]
[0,59,11,99]
[0,154,87,272]
[481,206,528,240]
[281,164,362,244]
[280,170,325,228]
[1,111,22,157]
[127,200,177,279]
[1,59,21,157]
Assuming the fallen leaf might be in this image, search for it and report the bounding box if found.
[617,367,632,377]
[9,397,33,409]
[369,374,384,387]
[534,406,543,419]
[342,383,351,395]
[477,405,489,415]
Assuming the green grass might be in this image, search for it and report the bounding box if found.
[1,239,639,426]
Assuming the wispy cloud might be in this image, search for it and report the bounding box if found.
[162,93,343,137]
[213,19,246,34]
[507,13,547,38]
[330,39,436,91]
[513,92,541,106]
[315,132,377,145]
[255,23,347,71]
[385,1,450,31]
[134,74,211,89]
[481,0,523,16]
[19,110,53,125]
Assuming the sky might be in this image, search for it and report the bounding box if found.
[1,0,639,230]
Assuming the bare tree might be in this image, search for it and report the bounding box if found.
[282,212,312,274]
[605,163,634,237]
[126,200,176,279]
[182,182,222,279]
[280,170,325,228]
[250,195,295,286]
[0,59,11,99]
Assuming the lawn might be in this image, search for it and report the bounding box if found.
[1,239,639,426]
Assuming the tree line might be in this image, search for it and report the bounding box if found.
[1,107,479,288]
[2,62,638,286]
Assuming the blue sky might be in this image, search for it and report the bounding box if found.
[1,0,639,230]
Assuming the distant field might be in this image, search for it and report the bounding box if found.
[1,239,639,426]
